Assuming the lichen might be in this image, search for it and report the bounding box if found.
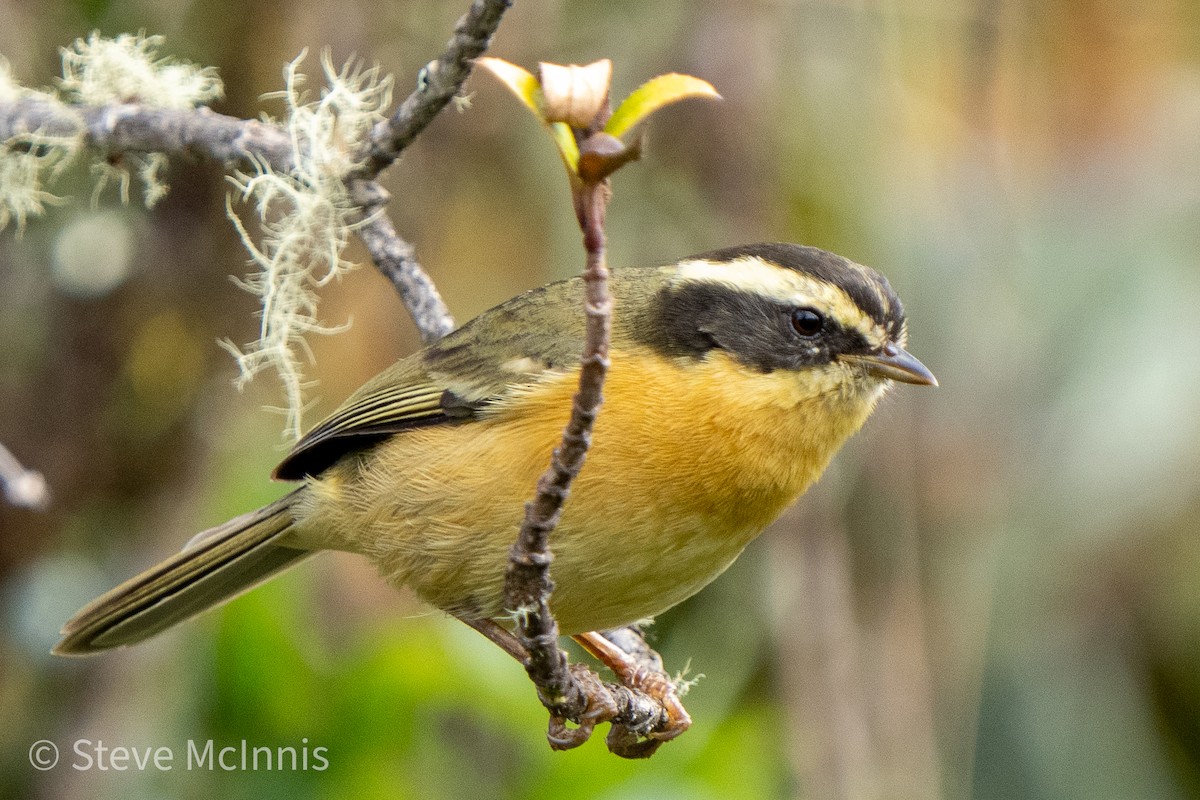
[58,32,223,109]
[223,51,393,439]
[59,33,221,209]
[0,59,77,232]
[2,34,223,231]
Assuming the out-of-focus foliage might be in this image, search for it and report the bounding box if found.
[2,1,1199,798]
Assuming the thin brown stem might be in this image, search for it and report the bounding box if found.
[454,614,529,662]
[503,178,611,717]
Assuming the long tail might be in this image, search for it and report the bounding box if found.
[54,489,312,656]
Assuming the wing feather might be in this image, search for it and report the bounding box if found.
[272,377,452,480]
[270,268,664,481]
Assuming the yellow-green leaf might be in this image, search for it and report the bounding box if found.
[548,121,580,173]
[604,73,721,140]
[475,57,543,117]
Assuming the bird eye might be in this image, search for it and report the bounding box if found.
[790,307,824,337]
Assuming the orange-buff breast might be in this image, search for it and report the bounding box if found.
[291,346,881,633]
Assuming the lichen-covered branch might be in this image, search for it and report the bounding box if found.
[0,99,294,173]
[0,91,453,345]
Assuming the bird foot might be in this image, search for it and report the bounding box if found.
[545,664,619,750]
[573,630,692,743]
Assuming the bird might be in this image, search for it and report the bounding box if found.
[54,242,935,661]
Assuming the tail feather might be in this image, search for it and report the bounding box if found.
[55,490,312,656]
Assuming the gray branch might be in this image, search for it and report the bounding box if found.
[0,95,457,341]
[349,180,456,341]
[0,99,293,173]
[0,442,50,510]
[360,0,513,179]
[347,0,515,339]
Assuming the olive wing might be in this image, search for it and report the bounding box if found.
[272,278,590,480]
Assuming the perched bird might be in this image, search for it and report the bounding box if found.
[55,243,935,658]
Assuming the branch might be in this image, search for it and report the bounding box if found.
[0,442,50,510]
[347,180,456,342]
[359,0,513,179]
[0,99,293,173]
[346,0,515,340]
[0,98,455,342]
[482,57,714,756]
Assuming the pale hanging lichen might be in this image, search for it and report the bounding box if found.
[222,51,394,440]
[0,129,75,232]
[0,59,77,232]
[0,57,21,103]
[90,152,171,209]
[3,38,394,438]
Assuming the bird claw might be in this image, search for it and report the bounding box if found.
[541,632,693,755]
[621,665,692,742]
[546,716,593,750]
[606,723,664,758]
[544,666,619,750]
[573,630,692,743]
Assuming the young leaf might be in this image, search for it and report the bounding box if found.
[475,57,543,116]
[604,73,720,140]
[548,121,580,173]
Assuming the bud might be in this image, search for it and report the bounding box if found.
[577,132,640,183]
[538,59,612,129]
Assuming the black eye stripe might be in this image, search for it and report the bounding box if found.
[643,282,879,373]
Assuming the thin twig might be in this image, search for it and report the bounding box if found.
[345,0,514,339]
[359,0,513,179]
[0,442,50,510]
[348,179,456,341]
[503,179,615,726]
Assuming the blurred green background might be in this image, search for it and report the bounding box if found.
[3,0,1200,797]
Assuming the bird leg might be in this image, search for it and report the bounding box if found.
[454,615,529,661]
[572,629,692,743]
[454,615,691,756]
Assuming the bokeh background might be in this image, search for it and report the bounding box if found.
[3,0,1200,797]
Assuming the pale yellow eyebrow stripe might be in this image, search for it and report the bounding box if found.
[672,256,889,346]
